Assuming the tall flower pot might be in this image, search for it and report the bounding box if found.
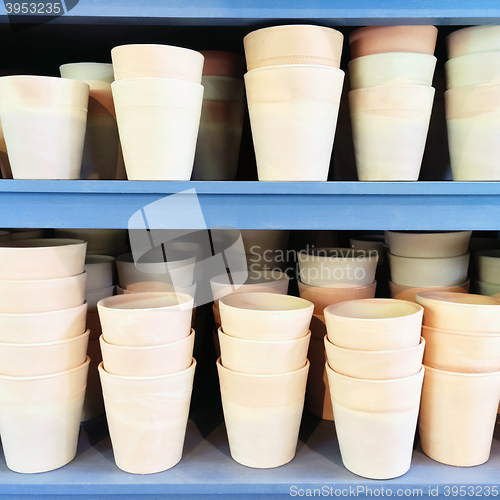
[217,358,309,468]
[445,52,500,89]
[389,279,470,302]
[245,64,344,181]
[112,78,203,180]
[99,359,196,474]
[0,357,90,473]
[474,249,500,285]
[54,228,128,255]
[419,365,500,467]
[0,75,89,179]
[81,337,104,422]
[446,26,500,59]
[326,364,425,479]
[349,85,435,181]
[84,255,115,290]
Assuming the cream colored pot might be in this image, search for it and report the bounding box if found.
[389,279,470,302]
[474,249,500,285]
[445,52,500,89]
[84,255,115,290]
[446,26,500,59]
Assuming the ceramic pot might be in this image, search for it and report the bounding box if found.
[81,337,104,422]
[100,329,195,377]
[415,291,500,332]
[219,292,313,341]
[324,298,423,350]
[0,357,89,473]
[419,365,500,467]
[97,292,194,347]
[243,24,343,71]
[349,52,436,89]
[112,78,203,180]
[241,230,290,268]
[473,279,500,297]
[116,285,125,295]
[350,235,388,266]
[200,50,245,78]
[84,255,115,290]
[349,25,438,59]
[445,52,500,90]
[86,285,115,313]
[446,26,500,59]
[99,359,196,474]
[8,228,44,240]
[0,75,89,179]
[217,357,309,468]
[125,281,197,299]
[245,65,344,181]
[389,279,470,302]
[54,229,128,255]
[326,364,424,480]
[474,249,500,285]
[60,62,114,88]
[349,85,435,181]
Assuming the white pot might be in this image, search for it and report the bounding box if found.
[445,52,500,89]
[84,255,115,290]
[60,62,114,89]
[474,249,500,285]
[446,26,500,59]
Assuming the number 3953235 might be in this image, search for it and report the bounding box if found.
[5,2,63,14]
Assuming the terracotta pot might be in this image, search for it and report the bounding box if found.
[415,291,500,332]
[111,44,204,83]
[219,292,313,341]
[243,24,343,71]
[349,235,388,266]
[326,364,424,479]
[324,298,423,350]
[349,26,438,59]
[389,279,470,302]
[349,85,435,181]
[245,65,344,181]
[473,279,500,297]
[84,255,115,290]
[100,329,194,377]
[8,228,44,240]
[200,50,245,78]
[349,52,436,89]
[419,365,500,467]
[445,52,500,90]
[474,249,500,285]
[86,285,115,312]
[0,75,89,179]
[446,26,500,59]
[0,238,86,280]
[0,357,89,473]
[125,281,197,299]
[217,357,309,468]
[99,359,196,474]
[54,229,128,255]
[81,338,104,422]
[97,292,193,347]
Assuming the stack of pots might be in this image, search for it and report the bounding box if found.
[0,239,89,473]
[54,228,129,257]
[348,26,438,180]
[387,231,472,301]
[241,229,290,272]
[297,248,378,419]
[97,292,196,474]
[473,250,500,296]
[415,291,500,466]
[243,24,344,181]
[445,26,500,180]
[111,44,204,180]
[217,292,313,468]
[323,298,425,479]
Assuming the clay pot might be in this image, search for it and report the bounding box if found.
[84,255,115,290]
[474,249,500,285]
[0,238,86,280]
[350,235,388,266]
[86,285,115,312]
[245,65,344,181]
[349,52,436,89]
[0,75,89,179]
[349,26,438,59]
[200,50,245,78]
[241,230,290,269]
[445,52,500,89]
[415,291,500,332]
[326,364,425,479]
[219,292,313,341]
[473,279,500,297]
[97,292,193,347]
[54,229,128,255]
[99,359,196,474]
[324,298,423,350]
[243,25,343,71]
[419,365,500,467]
[217,358,309,468]
[125,281,197,299]
[446,26,500,59]
[60,62,114,88]
[349,85,435,181]
[81,338,104,422]
[112,78,203,181]
[0,357,90,473]
[389,279,470,302]
[111,44,204,83]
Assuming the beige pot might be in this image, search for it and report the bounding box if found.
[419,365,500,467]
[84,255,115,290]
[415,291,500,332]
[99,359,196,474]
[324,298,423,350]
[54,229,128,255]
[86,285,115,312]
[0,357,89,473]
[125,281,197,299]
[112,78,203,180]
[97,292,193,347]
[474,249,500,285]
[60,62,114,89]
[219,292,313,341]
[217,358,309,468]
[243,24,343,71]
[446,26,500,59]
[445,52,500,89]
[245,65,344,181]
[389,279,470,302]
[349,85,435,181]
[81,337,104,422]
[473,279,500,297]
[0,75,89,179]
[100,329,195,377]
[326,364,424,480]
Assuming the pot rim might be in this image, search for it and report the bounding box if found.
[350,51,437,62]
[326,363,425,384]
[219,291,313,313]
[389,279,470,289]
[85,254,115,265]
[0,356,90,381]
[0,75,90,90]
[416,291,500,308]
[388,251,470,262]
[0,302,87,319]
[0,329,90,348]
[423,364,500,378]
[111,78,203,89]
[211,269,290,286]
[325,335,425,355]
[97,291,193,311]
[245,65,345,75]
[324,298,423,321]
[100,329,195,351]
[98,358,196,381]
[299,279,377,290]
[422,324,500,338]
[0,238,86,250]
[216,356,309,378]
[218,326,310,345]
[0,271,86,285]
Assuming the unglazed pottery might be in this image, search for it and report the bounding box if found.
[419,365,500,467]
[60,62,114,88]
[84,255,115,290]
[125,281,197,299]
[0,357,89,473]
[350,235,388,266]
[54,228,128,255]
[446,26,500,59]
[326,365,424,480]
[219,292,313,341]
[200,50,245,78]
[243,25,343,71]
[324,298,423,350]
[241,229,290,257]
[473,279,500,297]
[349,85,435,181]
[217,358,309,468]
[99,359,196,474]
[245,65,344,181]
[97,292,193,347]
[389,279,470,302]
[445,52,500,89]
[474,249,500,285]
[85,285,115,312]
[81,337,104,422]
[0,76,89,179]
